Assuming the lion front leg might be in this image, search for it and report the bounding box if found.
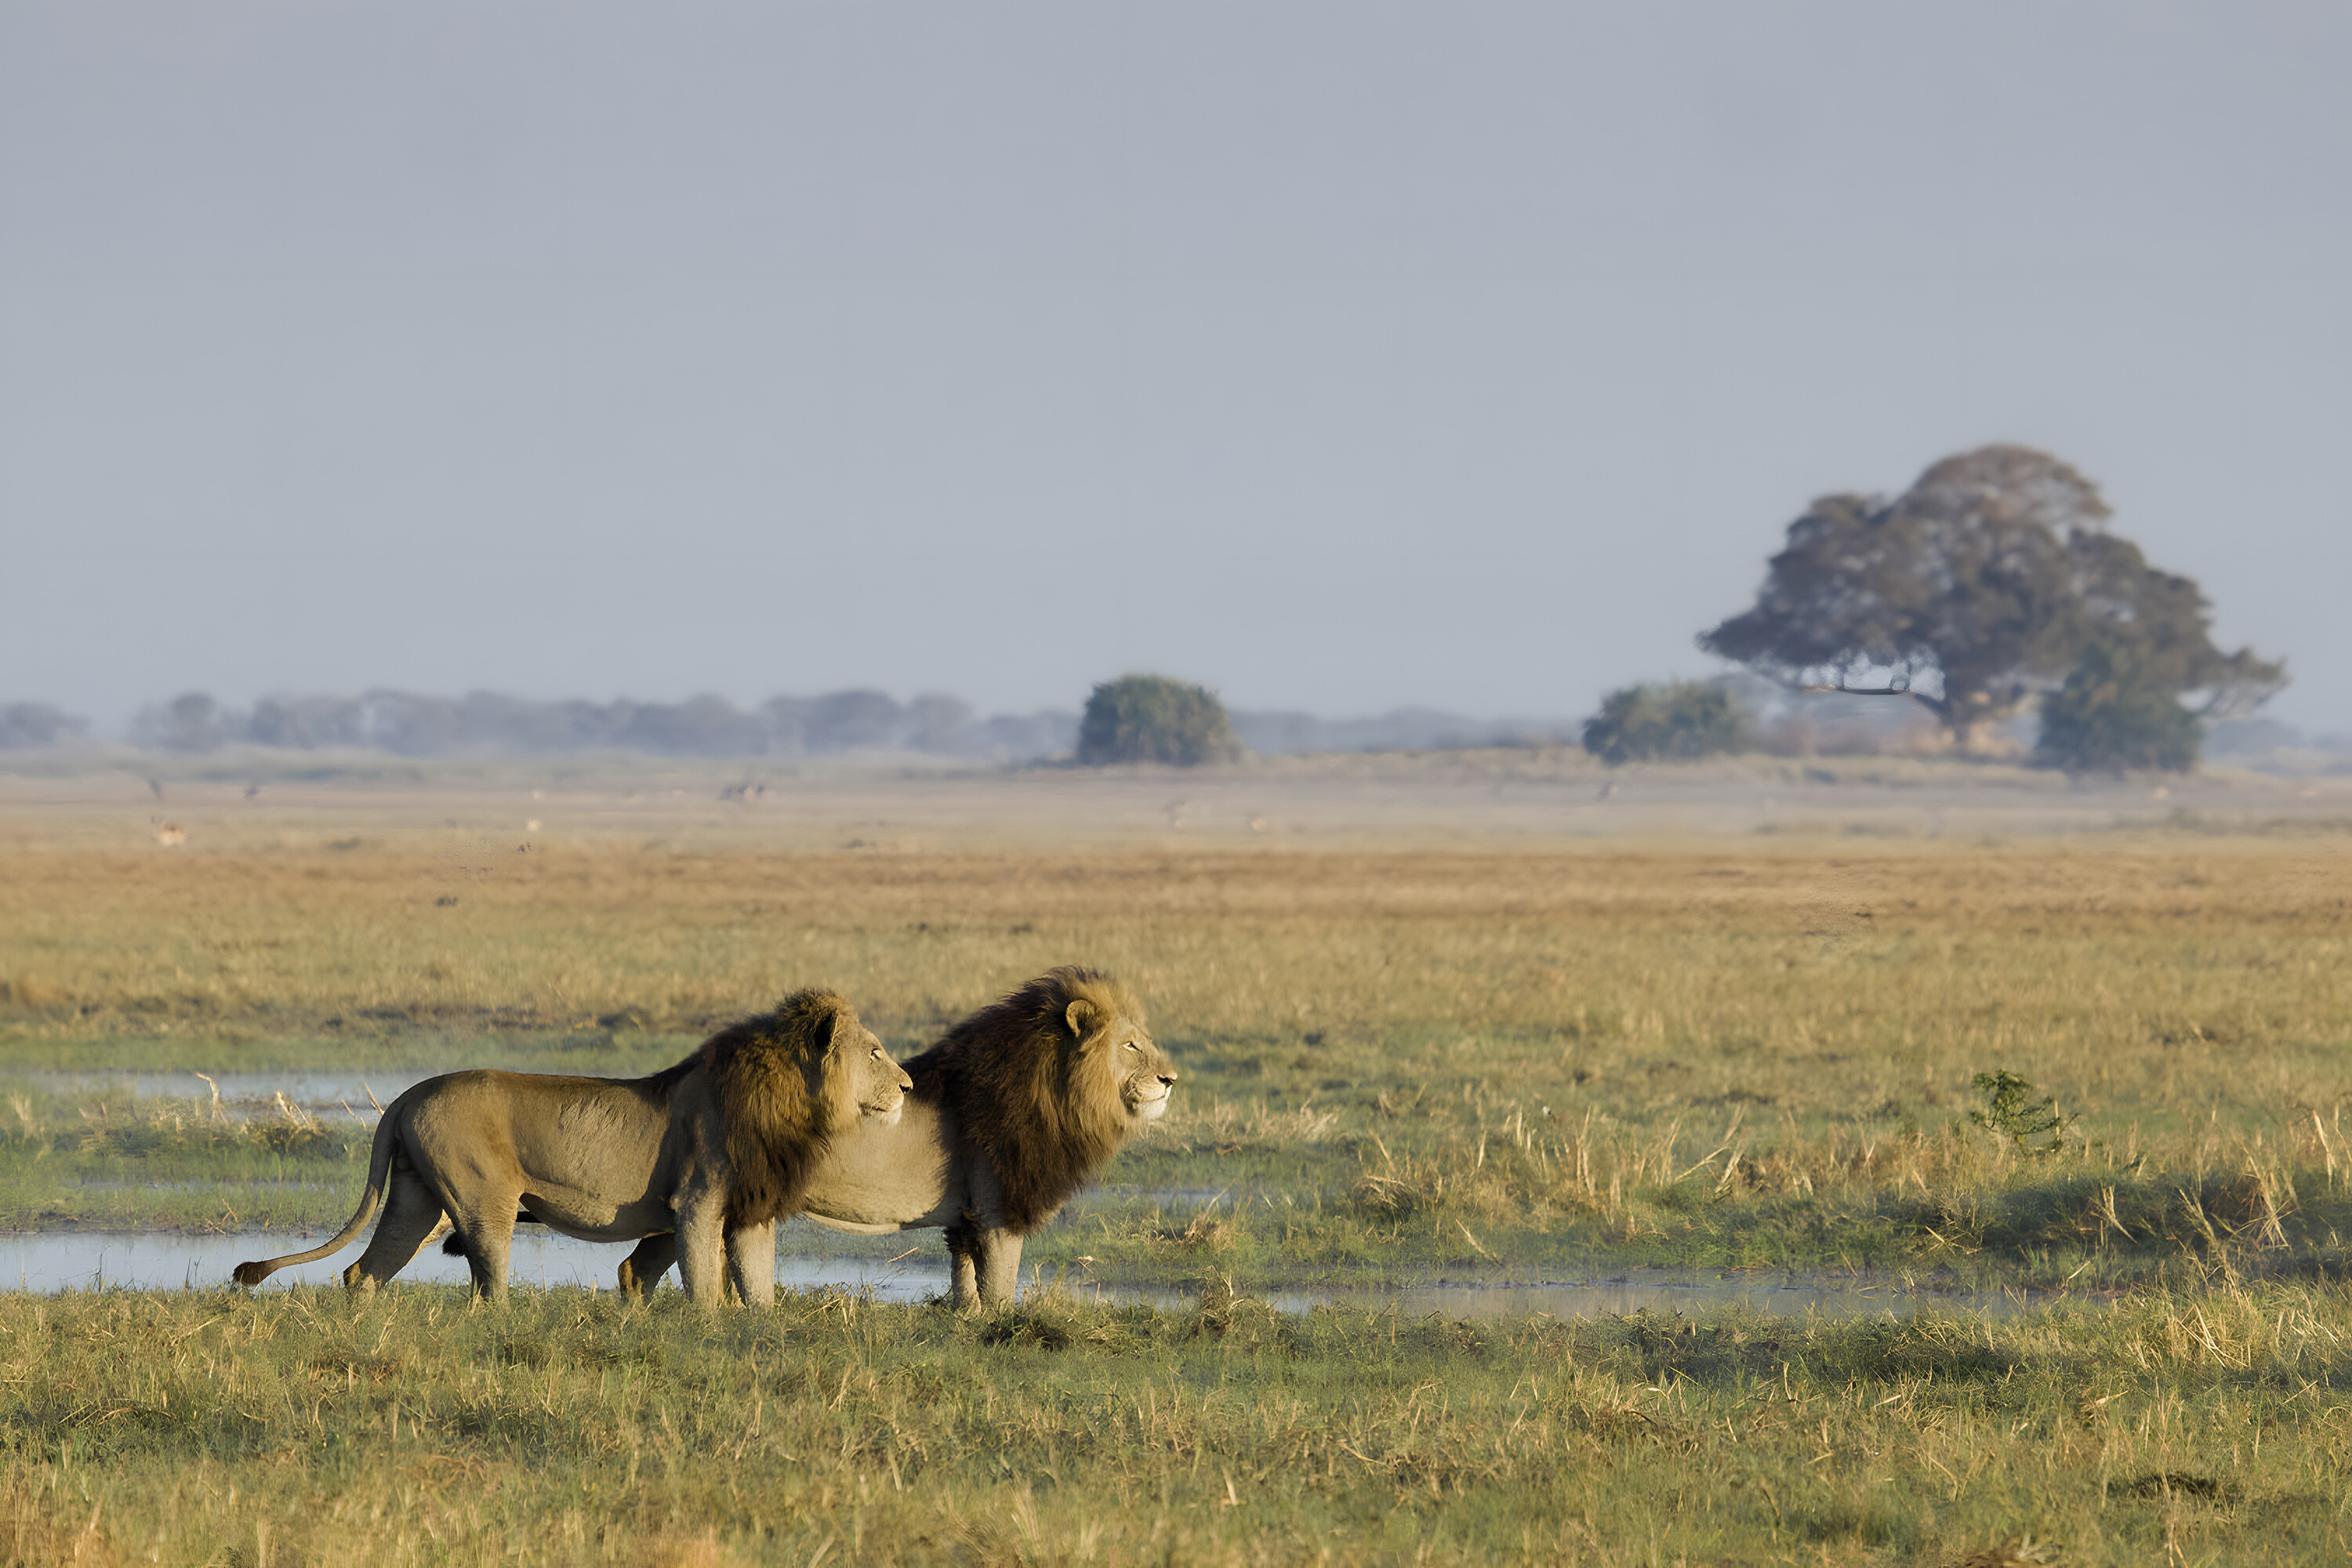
[673,1189,730,1309]
[975,1228,1025,1308]
[726,1220,775,1308]
[946,1221,1024,1310]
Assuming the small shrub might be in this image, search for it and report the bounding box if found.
[2033,644,2201,772]
[1077,675,1244,767]
[1581,681,1748,764]
[1967,1070,2073,1154]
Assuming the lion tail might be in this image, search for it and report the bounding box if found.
[229,1102,404,1287]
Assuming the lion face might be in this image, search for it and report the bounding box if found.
[1069,1000,1177,1127]
[844,1024,914,1128]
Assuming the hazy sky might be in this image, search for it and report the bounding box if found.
[5,2,2348,731]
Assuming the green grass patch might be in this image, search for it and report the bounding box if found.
[0,1279,2347,1564]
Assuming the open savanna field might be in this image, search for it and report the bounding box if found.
[0,756,2348,1564]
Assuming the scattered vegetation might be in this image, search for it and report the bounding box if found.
[1076,673,1245,766]
[0,1086,372,1232]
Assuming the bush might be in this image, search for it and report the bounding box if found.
[1965,1069,2074,1155]
[1077,675,1244,767]
[1581,681,1747,764]
[2033,644,2200,773]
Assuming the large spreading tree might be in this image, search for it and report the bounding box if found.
[1699,445,2284,757]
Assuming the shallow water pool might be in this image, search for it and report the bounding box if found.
[0,1231,2025,1319]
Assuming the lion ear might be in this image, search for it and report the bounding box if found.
[1065,999,1098,1043]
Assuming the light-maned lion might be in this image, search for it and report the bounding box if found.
[618,966,1174,1309]
[230,989,911,1305]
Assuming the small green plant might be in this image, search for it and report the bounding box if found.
[1967,1069,2072,1153]
[1077,674,1245,766]
[1581,681,1747,764]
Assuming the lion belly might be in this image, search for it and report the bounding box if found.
[800,1213,909,1237]
[408,1071,686,1244]
[518,1185,678,1243]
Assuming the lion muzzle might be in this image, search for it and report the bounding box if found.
[862,1065,913,1127]
[1132,1074,1176,1121]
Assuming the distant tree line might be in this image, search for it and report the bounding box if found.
[0,455,2299,778]
[103,689,1081,761]
[1229,707,1577,753]
[0,702,85,750]
[0,681,1589,764]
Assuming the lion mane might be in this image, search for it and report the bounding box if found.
[671,989,860,1229]
[906,965,1160,1234]
[230,986,908,1305]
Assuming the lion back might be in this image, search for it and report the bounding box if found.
[904,966,1145,1234]
[697,988,856,1229]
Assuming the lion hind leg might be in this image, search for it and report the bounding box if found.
[945,1221,984,1312]
[617,1233,676,1298]
[442,1195,522,1302]
[339,1169,447,1294]
[233,1109,402,1287]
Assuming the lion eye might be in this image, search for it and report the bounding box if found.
[1122,1040,1140,1052]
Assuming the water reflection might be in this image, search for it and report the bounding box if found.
[1213,1275,2026,1320]
[13,1070,439,1119]
[0,1232,2024,1319]
[0,1230,945,1298]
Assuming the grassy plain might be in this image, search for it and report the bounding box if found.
[5,1277,2352,1567]
[0,758,2348,1562]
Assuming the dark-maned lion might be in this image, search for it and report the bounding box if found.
[619,966,1174,1309]
[230,989,911,1305]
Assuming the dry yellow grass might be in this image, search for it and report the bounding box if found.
[3,825,2346,1111]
